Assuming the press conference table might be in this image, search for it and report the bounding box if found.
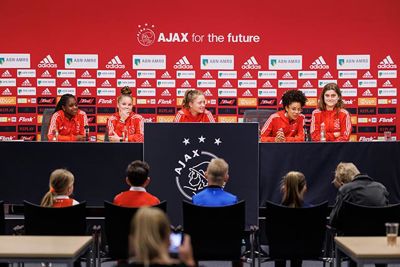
[335,237,400,267]
[0,236,93,267]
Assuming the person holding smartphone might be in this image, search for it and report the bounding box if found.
[122,207,195,267]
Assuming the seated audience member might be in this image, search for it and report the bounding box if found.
[310,83,351,142]
[173,89,215,123]
[192,158,238,207]
[329,162,389,227]
[281,171,309,208]
[114,160,160,207]
[41,169,79,207]
[275,171,309,267]
[126,207,195,267]
[260,90,307,142]
[47,94,88,142]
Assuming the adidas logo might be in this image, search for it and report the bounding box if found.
[242,56,261,69]
[203,89,213,96]
[106,55,125,69]
[41,70,51,77]
[242,89,253,96]
[161,71,171,78]
[41,88,52,95]
[262,81,273,88]
[81,88,92,96]
[342,80,353,88]
[362,71,373,78]
[181,80,191,88]
[141,80,152,87]
[382,80,393,87]
[282,72,293,79]
[242,72,253,79]
[222,81,233,88]
[161,89,171,96]
[61,80,72,87]
[323,71,333,78]
[310,56,329,69]
[1,70,12,77]
[81,71,91,78]
[1,88,12,95]
[21,79,32,86]
[121,71,132,78]
[101,80,112,87]
[302,81,313,88]
[362,89,373,96]
[38,55,57,68]
[378,55,397,69]
[202,72,213,78]
[174,56,193,69]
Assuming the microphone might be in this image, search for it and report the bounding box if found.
[84,125,89,141]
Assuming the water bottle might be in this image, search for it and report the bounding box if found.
[52,130,58,141]
[84,126,89,142]
[304,126,311,142]
[320,123,326,142]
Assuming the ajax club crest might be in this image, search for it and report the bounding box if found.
[174,135,222,200]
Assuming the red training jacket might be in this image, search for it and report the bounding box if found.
[106,112,144,142]
[173,108,215,123]
[48,110,88,141]
[260,110,305,142]
[310,108,351,141]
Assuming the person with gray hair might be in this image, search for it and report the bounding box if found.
[192,158,238,207]
[329,162,389,227]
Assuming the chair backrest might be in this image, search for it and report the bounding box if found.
[0,201,4,235]
[336,201,400,236]
[243,109,276,130]
[182,200,245,261]
[23,200,86,235]
[40,108,55,141]
[264,201,328,260]
[104,201,167,260]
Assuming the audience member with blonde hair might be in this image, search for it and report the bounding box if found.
[41,169,78,207]
[126,207,195,267]
[281,171,308,208]
[192,158,238,207]
[329,162,389,226]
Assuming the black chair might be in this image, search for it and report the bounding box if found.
[104,201,167,261]
[24,200,87,235]
[335,201,400,236]
[243,109,276,130]
[262,201,330,266]
[40,108,55,141]
[182,200,245,262]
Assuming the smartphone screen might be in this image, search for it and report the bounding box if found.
[169,232,183,254]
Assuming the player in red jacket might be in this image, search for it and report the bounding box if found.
[114,160,160,207]
[41,169,79,207]
[310,83,351,142]
[106,87,144,142]
[48,94,88,142]
[174,89,215,123]
[260,90,307,142]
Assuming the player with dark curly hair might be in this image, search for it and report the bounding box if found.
[260,90,307,142]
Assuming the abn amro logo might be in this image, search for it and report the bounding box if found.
[0,58,5,65]
[137,24,156,46]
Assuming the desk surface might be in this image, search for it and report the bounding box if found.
[0,236,92,258]
[335,236,400,259]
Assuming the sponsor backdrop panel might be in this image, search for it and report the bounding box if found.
[0,0,399,141]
